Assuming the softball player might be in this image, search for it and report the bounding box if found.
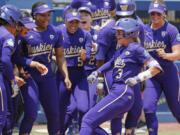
[96,0,145,134]
[56,10,92,134]
[15,2,71,135]
[143,1,180,135]
[78,6,99,108]
[0,5,22,133]
[79,17,162,135]
[2,10,37,135]
[70,0,116,28]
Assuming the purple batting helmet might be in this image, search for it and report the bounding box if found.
[113,18,139,38]
[20,17,37,29]
[116,0,136,16]
[0,5,22,26]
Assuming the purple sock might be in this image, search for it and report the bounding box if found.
[145,113,158,135]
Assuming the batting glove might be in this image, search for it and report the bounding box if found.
[87,71,98,84]
[125,76,140,86]
[96,77,104,96]
[11,80,20,98]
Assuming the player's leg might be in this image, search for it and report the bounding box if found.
[0,75,8,133]
[74,77,90,128]
[39,77,60,135]
[56,69,77,134]
[162,66,180,122]
[2,79,15,135]
[19,77,39,135]
[125,84,143,135]
[111,116,123,135]
[143,78,162,135]
[105,69,124,135]
[79,84,134,135]
[65,95,78,135]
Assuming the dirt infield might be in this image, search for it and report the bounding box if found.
[33,122,180,131]
[12,122,179,135]
[159,122,180,131]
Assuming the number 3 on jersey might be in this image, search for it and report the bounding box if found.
[116,68,123,79]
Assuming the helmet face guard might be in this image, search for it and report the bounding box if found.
[113,18,139,39]
[116,0,136,16]
[0,5,22,26]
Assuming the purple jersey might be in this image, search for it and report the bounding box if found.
[143,22,180,67]
[96,19,116,61]
[20,24,62,65]
[0,26,16,80]
[70,0,116,27]
[84,28,99,71]
[57,24,92,67]
[97,42,151,83]
[90,0,116,26]
[17,25,63,78]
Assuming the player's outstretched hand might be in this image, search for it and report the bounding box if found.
[87,71,98,84]
[11,80,20,98]
[125,77,138,86]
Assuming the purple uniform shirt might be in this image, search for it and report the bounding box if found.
[56,24,92,67]
[84,28,99,71]
[97,42,151,83]
[70,0,116,27]
[0,26,16,81]
[143,22,180,67]
[16,24,63,77]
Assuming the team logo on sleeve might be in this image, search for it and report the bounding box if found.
[7,39,14,47]
[93,34,98,41]
[29,35,33,39]
[0,12,5,18]
[176,33,180,41]
[50,34,54,40]
[125,51,130,56]
[79,38,84,43]
[161,31,167,37]
[104,2,109,7]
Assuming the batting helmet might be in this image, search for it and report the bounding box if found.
[0,5,22,26]
[113,18,139,38]
[116,0,136,16]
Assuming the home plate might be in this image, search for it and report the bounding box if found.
[35,129,48,133]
